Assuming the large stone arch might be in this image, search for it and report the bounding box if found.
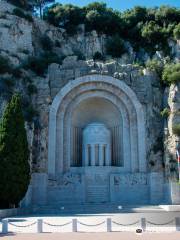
[48,75,146,177]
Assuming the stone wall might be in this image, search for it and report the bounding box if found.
[164,83,180,179]
[0,1,165,174]
[1,1,179,205]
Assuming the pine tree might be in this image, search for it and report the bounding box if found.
[0,94,30,208]
[31,0,55,19]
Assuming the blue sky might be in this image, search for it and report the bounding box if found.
[57,0,180,11]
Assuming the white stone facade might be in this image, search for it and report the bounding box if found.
[21,74,169,206]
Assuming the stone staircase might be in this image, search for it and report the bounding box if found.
[29,204,164,215]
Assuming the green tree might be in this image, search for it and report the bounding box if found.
[32,0,55,19]
[106,34,127,58]
[162,63,180,85]
[174,23,180,40]
[0,94,30,208]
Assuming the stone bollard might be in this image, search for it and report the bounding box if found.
[106,218,112,232]
[37,219,43,233]
[2,219,8,234]
[175,217,180,231]
[72,219,77,232]
[140,218,146,232]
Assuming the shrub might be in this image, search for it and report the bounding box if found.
[40,35,53,51]
[106,35,127,58]
[25,52,63,76]
[13,8,33,22]
[24,56,47,76]
[172,124,180,136]
[55,40,61,48]
[93,51,105,61]
[162,63,180,85]
[4,77,15,88]
[146,59,164,79]
[174,23,180,40]
[0,94,30,208]
[27,84,38,95]
[160,108,170,118]
[73,50,85,60]
[43,3,180,55]
[24,105,38,122]
[0,55,11,74]
[12,67,23,78]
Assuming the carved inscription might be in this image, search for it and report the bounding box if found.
[113,173,147,186]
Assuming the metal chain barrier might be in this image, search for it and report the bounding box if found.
[146,219,175,226]
[8,221,37,228]
[43,221,72,227]
[77,220,106,227]
[112,220,139,226]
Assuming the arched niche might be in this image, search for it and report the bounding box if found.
[48,75,146,177]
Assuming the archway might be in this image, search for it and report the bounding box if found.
[48,74,146,178]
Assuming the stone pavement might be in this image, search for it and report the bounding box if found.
[1,232,180,240]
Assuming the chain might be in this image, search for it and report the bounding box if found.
[112,220,139,226]
[8,221,37,228]
[146,219,175,226]
[77,220,106,227]
[43,221,72,227]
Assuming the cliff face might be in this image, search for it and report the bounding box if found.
[0,1,179,179]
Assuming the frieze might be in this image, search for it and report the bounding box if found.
[48,173,82,187]
[112,173,148,186]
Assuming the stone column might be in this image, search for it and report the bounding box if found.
[91,144,96,166]
[83,145,88,166]
[99,144,104,166]
[105,145,111,166]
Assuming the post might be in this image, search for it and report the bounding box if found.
[140,218,146,232]
[2,219,8,234]
[175,217,180,231]
[72,218,77,232]
[106,218,112,232]
[37,219,43,233]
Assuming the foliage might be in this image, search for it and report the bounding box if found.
[160,108,170,118]
[84,3,122,35]
[174,23,180,40]
[40,34,53,51]
[55,40,61,48]
[7,0,29,10]
[172,124,180,136]
[0,55,11,74]
[13,8,33,22]
[0,77,14,98]
[145,59,164,79]
[106,35,127,58]
[27,83,38,95]
[44,3,85,34]
[44,3,180,56]
[0,94,30,208]
[24,52,62,76]
[73,50,85,60]
[93,51,105,61]
[31,0,55,19]
[141,21,167,52]
[23,104,38,122]
[162,63,180,85]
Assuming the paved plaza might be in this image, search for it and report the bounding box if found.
[1,232,180,240]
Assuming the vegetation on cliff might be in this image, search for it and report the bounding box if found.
[44,3,180,55]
